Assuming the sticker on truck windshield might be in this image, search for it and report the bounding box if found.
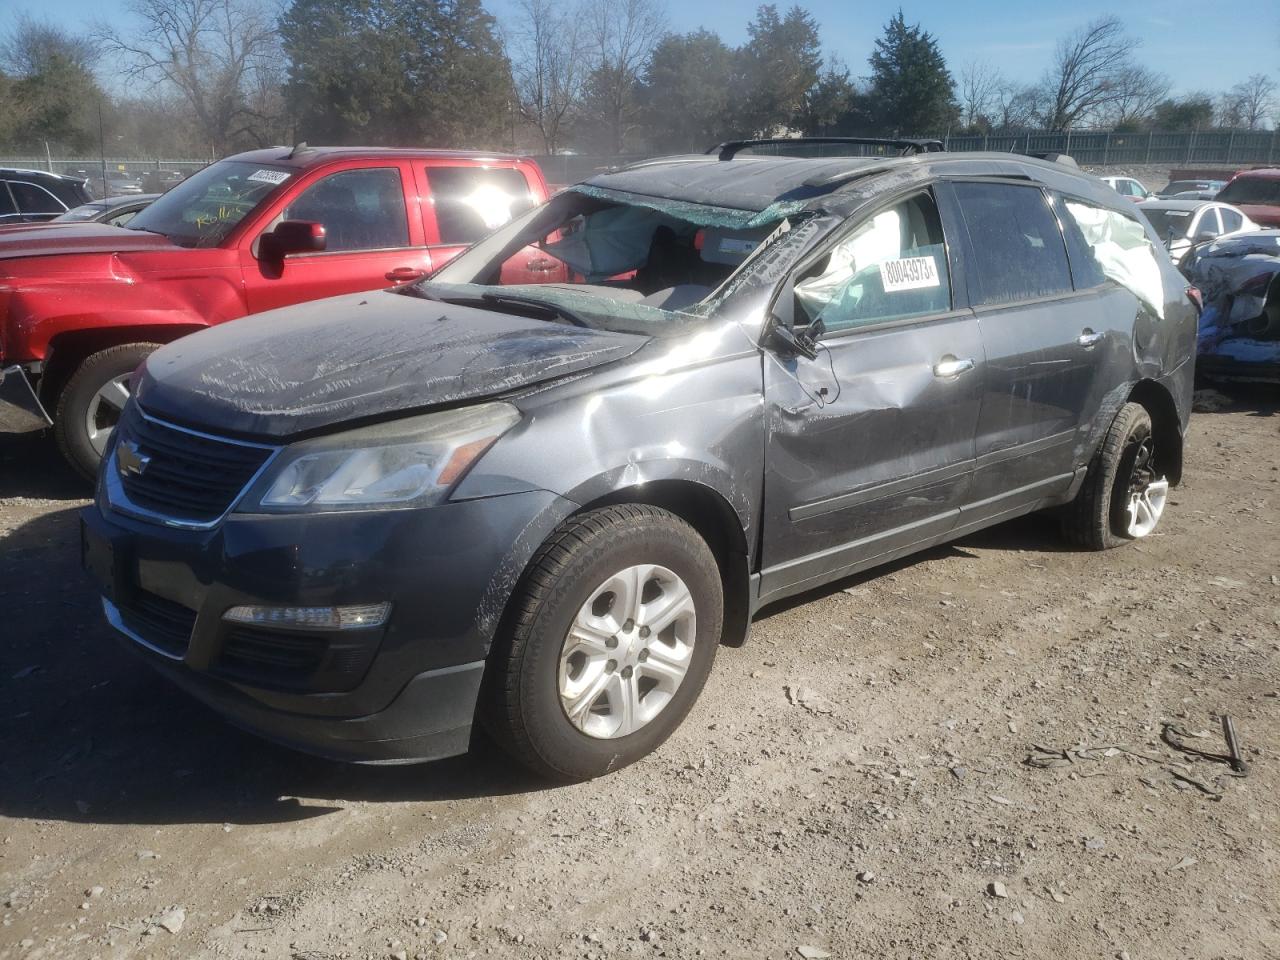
[879,256,940,291]
[247,169,291,185]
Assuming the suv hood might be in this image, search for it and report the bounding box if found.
[136,289,650,437]
[0,222,175,260]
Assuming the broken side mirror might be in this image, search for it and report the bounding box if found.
[770,317,820,361]
[259,220,326,261]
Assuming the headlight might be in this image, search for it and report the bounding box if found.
[240,402,520,513]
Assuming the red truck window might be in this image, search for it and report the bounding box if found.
[283,168,410,252]
[425,166,537,245]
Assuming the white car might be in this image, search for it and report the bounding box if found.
[1101,175,1151,202]
[1136,198,1259,260]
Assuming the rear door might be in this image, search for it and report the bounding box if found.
[242,161,433,314]
[414,161,563,283]
[758,186,984,599]
[950,180,1106,513]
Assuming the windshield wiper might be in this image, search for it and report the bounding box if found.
[479,292,591,328]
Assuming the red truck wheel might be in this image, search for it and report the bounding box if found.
[53,343,159,481]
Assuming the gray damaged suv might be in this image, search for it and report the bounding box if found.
[82,139,1197,780]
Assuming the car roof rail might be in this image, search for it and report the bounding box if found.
[1028,151,1079,168]
[707,137,945,161]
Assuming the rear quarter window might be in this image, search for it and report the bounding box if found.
[1060,198,1165,317]
[953,181,1073,304]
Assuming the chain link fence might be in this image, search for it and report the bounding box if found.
[9,130,1278,194]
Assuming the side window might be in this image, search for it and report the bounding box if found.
[425,166,537,246]
[283,168,409,253]
[1195,208,1222,239]
[953,182,1073,304]
[10,181,65,215]
[1051,193,1108,290]
[1060,199,1165,318]
[1219,207,1244,232]
[106,209,140,227]
[793,193,951,331]
[0,183,17,218]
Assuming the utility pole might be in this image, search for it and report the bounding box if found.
[97,100,108,199]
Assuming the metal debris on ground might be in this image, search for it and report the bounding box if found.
[1161,718,1249,777]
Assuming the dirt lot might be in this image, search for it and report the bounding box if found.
[1,388,1277,960]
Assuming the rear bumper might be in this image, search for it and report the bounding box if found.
[0,364,52,433]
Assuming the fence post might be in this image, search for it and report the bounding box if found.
[1103,132,1110,165]
[983,133,989,151]
[1185,131,1194,165]
[1271,131,1277,165]
[1145,132,1152,164]
[1024,132,1030,155]
[1226,130,1235,165]
[1065,128,1071,157]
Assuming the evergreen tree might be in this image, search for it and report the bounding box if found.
[638,30,737,153]
[866,11,957,135]
[280,0,510,147]
[735,5,822,137]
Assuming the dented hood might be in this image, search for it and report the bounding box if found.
[0,222,176,260]
[135,289,650,438]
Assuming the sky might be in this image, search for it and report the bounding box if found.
[7,0,1279,98]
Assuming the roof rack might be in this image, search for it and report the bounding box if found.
[707,137,945,161]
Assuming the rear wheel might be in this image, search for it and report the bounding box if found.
[483,504,723,781]
[53,343,158,481]
[1062,402,1169,550]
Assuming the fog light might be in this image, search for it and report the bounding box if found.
[222,602,392,631]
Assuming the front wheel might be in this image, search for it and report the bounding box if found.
[482,504,723,781]
[53,343,159,481]
[1061,402,1169,550]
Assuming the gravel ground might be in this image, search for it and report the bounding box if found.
[1,387,1277,960]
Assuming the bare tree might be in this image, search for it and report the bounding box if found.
[1101,65,1170,128]
[993,81,1043,130]
[1222,74,1277,130]
[1041,16,1136,131]
[96,0,279,154]
[579,0,665,154]
[958,60,1001,129]
[507,0,584,154]
[1,15,98,76]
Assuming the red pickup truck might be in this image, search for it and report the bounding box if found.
[0,146,556,477]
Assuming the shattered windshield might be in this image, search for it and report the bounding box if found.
[421,185,805,336]
[126,160,292,247]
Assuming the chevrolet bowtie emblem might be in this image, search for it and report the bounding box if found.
[117,439,151,478]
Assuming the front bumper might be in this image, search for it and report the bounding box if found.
[82,486,572,763]
[0,364,52,433]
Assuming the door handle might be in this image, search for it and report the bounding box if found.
[1077,329,1104,348]
[933,356,975,378]
[385,266,426,283]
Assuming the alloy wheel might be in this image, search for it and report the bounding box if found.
[84,374,132,457]
[557,564,697,740]
[1121,436,1168,538]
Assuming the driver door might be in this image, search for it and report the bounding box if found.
[242,163,433,314]
[758,186,984,600]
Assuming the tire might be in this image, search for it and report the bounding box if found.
[53,342,159,481]
[483,504,724,781]
[1061,402,1169,550]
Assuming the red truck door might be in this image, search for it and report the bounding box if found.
[414,160,565,284]
[241,161,433,314]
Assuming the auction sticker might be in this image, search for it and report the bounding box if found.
[879,256,940,291]
[247,169,291,185]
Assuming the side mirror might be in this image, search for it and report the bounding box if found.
[259,220,326,260]
[1193,229,1218,245]
[770,317,821,361]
